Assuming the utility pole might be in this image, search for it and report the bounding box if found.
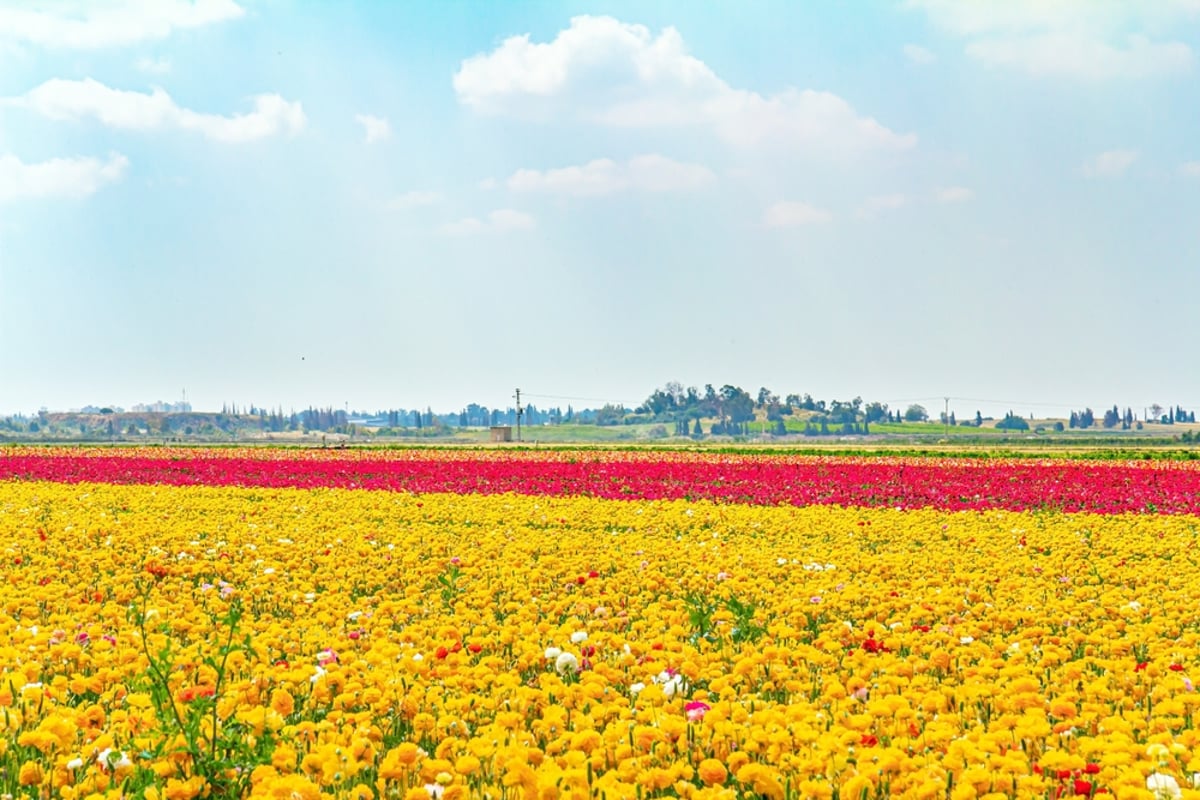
[514,388,523,442]
[944,396,950,438]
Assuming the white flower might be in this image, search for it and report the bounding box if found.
[1147,772,1182,799]
[97,748,132,771]
[629,682,646,695]
[960,636,975,644]
[66,758,83,770]
[424,784,445,799]
[654,670,683,697]
[347,611,363,621]
[310,665,326,684]
[411,653,423,662]
[570,630,588,644]
[544,646,562,660]
[554,651,579,675]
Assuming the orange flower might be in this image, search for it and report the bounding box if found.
[698,759,728,786]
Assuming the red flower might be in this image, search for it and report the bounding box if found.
[861,636,887,653]
[860,734,878,747]
[1170,663,1185,672]
[1135,662,1148,672]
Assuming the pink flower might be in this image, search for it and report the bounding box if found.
[685,701,710,722]
[317,648,339,665]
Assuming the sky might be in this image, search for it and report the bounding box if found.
[1,0,1198,419]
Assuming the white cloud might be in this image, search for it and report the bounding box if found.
[453,15,915,156]
[907,0,1196,78]
[389,190,441,210]
[0,0,244,49]
[136,56,171,74]
[0,152,128,203]
[903,44,937,64]
[1180,161,1200,177]
[936,186,974,203]
[478,177,498,191]
[12,78,306,143]
[857,193,910,218]
[966,35,1192,79]
[507,154,714,196]
[1081,149,1139,177]
[763,201,833,228]
[355,113,391,144]
[439,208,536,236]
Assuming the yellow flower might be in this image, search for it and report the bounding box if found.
[735,763,784,800]
[270,688,295,717]
[454,754,481,775]
[161,776,206,800]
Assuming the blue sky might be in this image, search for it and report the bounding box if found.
[1,1,1198,418]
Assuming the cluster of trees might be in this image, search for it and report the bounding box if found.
[995,412,1030,431]
[1069,404,1196,430]
[6,385,1199,441]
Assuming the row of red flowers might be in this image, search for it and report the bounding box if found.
[3,447,1199,513]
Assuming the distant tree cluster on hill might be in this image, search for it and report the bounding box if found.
[4,384,1199,442]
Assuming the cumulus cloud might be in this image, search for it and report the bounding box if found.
[507,154,714,196]
[763,201,833,228]
[907,0,1196,78]
[355,113,391,144]
[439,209,536,236]
[1082,149,1139,177]
[453,15,915,156]
[11,78,306,142]
[0,0,244,49]
[1181,161,1200,177]
[903,44,937,64]
[388,190,441,210]
[0,152,128,203]
[936,186,974,203]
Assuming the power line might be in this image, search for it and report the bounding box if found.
[521,391,619,404]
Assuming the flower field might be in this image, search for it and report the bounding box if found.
[2,448,1200,799]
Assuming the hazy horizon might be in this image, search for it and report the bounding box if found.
[3,2,1198,421]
